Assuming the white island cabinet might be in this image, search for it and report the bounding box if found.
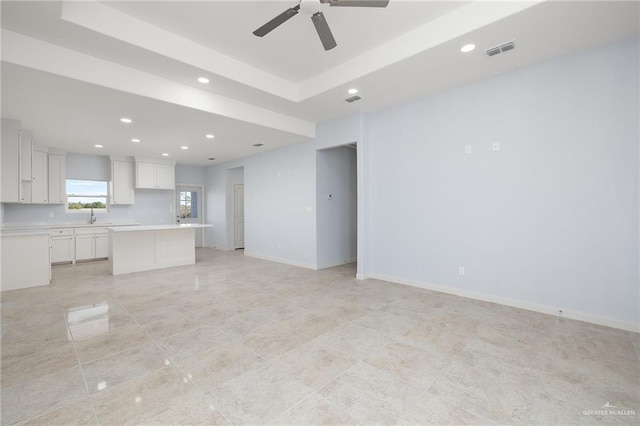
[108,224,211,275]
[1,230,50,291]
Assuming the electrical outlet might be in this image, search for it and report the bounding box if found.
[328,194,333,200]
[492,143,500,152]
[458,267,465,276]
[465,145,472,155]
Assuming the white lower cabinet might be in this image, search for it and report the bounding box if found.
[74,228,109,262]
[50,228,75,264]
[95,234,109,258]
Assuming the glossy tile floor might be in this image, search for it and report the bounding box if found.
[1,248,638,425]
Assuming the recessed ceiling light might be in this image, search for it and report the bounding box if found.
[131,138,140,143]
[252,143,264,147]
[197,77,210,84]
[94,144,103,148]
[181,146,189,150]
[207,157,216,161]
[347,88,358,95]
[205,134,215,139]
[460,43,476,53]
[162,153,169,157]
[120,117,132,123]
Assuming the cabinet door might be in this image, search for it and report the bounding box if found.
[155,164,175,189]
[94,234,109,259]
[75,234,95,261]
[1,120,20,203]
[31,150,48,204]
[136,162,156,189]
[19,130,32,181]
[48,154,66,204]
[51,236,74,263]
[112,161,135,204]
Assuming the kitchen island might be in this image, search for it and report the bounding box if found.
[107,224,211,275]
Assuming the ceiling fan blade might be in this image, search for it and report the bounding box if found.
[311,11,337,51]
[253,4,300,37]
[320,0,389,7]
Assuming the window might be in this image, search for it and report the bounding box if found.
[178,190,198,219]
[66,179,108,211]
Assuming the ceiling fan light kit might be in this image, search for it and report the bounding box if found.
[253,0,390,51]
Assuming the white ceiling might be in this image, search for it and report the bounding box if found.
[1,1,638,166]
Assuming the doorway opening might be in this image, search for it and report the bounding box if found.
[226,167,244,251]
[234,183,244,249]
[316,143,357,272]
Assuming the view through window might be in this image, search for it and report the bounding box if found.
[66,179,108,210]
[179,190,198,219]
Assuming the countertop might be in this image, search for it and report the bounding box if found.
[107,224,212,232]
[1,222,140,231]
[0,229,52,237]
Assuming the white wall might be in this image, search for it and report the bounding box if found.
[316,146,357,268]
[365,37,639,328]
[2,152,175,226]
[204,113,363,267]
[176,164,206,186]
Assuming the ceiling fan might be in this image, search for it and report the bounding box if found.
[253,0,390,51]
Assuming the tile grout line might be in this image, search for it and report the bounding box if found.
[63,303,102,426]
[109,292,237,426]
[523,312,561,426]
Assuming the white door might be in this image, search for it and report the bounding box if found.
[176,185,203,247]
[234,184,244,249]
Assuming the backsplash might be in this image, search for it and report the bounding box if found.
[2,189,174,226]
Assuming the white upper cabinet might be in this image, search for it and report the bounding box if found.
[19,129,33,203]
[155,164,175,189]
[1,118,20,203]
[48,154,66,204]
[135,159,175,190]
[31,149,48,204]
[111,159,135,205]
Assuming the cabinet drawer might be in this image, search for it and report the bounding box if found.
[50,228,74,236]
[75,227,108,235]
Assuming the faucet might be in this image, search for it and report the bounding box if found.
[90,207,96,224]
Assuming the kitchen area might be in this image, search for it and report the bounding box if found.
[0,118,209,291]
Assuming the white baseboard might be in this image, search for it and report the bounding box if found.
[317,257,356,270]
[368,273,639,332]
[356,273,368,280]
[244,251,318,270]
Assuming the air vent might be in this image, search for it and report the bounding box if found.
[486,47,501,57]
[485,40,516,57]
[345,95,362,103]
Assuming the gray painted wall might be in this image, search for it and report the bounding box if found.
[316,146,357,268]
[366,37,639,325]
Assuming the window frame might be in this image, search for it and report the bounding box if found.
[65,179,110,213]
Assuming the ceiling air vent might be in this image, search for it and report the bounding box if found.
[485,40,516,57]
[345,95,362,103]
